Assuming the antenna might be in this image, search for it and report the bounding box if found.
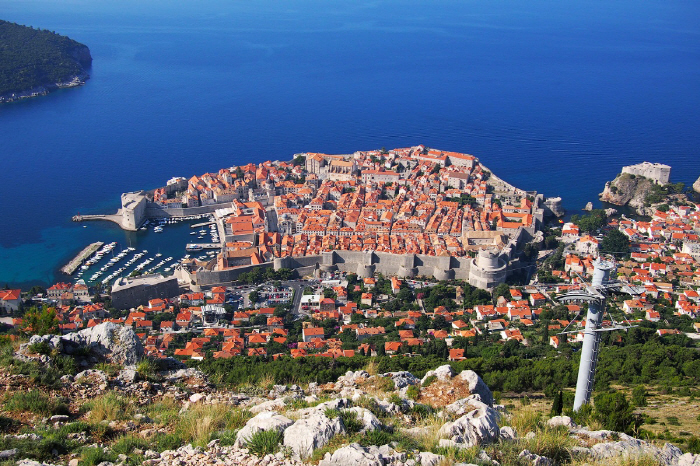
[557,257,641,411]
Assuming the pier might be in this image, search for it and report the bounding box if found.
[61,241,104,275]
[191,221,215,228]
[186,243,221,250]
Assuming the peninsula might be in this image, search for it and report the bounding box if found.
[0,20,92,103]
[78,146,561,291]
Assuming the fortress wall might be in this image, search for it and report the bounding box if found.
[195,262,274,286]
[144,203,223,219]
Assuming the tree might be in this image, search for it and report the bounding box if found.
[493,283,511,304]
[593,391,640,434]
[632,385,647,407]
[248,290,259,304]
[599,229,630,256]
[22,305,59,335]
[551,390,563,416]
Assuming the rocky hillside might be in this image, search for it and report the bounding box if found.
[2,324,700,466]
[599,173,658,215]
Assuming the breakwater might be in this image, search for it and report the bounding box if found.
[60,241,104,275]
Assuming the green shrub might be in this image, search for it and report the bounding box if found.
[246,429,282,456]
[377,377,395,392]
[388,394,403,406]
[632,385,648,407]
[359,429,392,447]
[153,432,184,452]
[688,437,700,455]
[339,410,363,435]
[28,341,52,355]
[324,408,340,419]
[137,358,158,381]
[594,392,641,434]
[406,385,420,401]
[422,375,437,387]
[80,446,117,466]
[111,434,149,455]
[666,416,681,426]
[4,390,68,416]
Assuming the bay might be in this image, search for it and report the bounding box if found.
[1,0,699,287]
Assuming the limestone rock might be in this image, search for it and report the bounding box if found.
[547,415,577,429]
[446,395,484,416]
[599,173,657,215]
[118,369,138,384]
[438,398,500,447]
[383,371,420,389]
[421,365,455,384]
[283,413,345,459]
[62,322,144,366]
[0,449,18,460]
[318,443,382,466]
[500,426,517,440]
[234,411,294,448]
[250,398,286,414]
[583,202,593,211]
[418,451,445,466]
[457,370,494,407]
[519,449,554,466]
[678,453,700,466]
[694,176,700,194]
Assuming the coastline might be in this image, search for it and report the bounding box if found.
[0,73,89,104]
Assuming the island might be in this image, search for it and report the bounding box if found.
[0,19,92,103]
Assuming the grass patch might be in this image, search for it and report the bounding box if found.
[406,385,420,401]
[80,446,117,466]
[144,397,180,426]
[83,392,132,422]
[246,429,282,456]
[136,358,159,381]
[0,425,81,462]
[93,362,120,377]
[4,390,69,416]
[422,375,437,387]
[339,411,363,435]
[308,434,351,463]
[175,404,252,447]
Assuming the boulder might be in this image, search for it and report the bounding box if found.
[234,411,294,448]
[446,395,484,416]
[421,365,455,384]
[118,369,138,384]
[694,176,700,194]
[249,398,286,414]
[547,416,577,429]
[457,371,493,407]
[283,413,345,459]
[519,449,554,466]
[500,426,517,440]
[589,438,683,465]
[438,398,500,448]
[418,452,445,466]
[62,322,143,366]
[337,370,370,387]
[383,371,420,389]
[318,443,383,466]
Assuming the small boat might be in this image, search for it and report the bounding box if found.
[154,226,164,233]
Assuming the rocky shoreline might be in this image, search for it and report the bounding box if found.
[0,73,89,104]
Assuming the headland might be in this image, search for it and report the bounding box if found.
[0,20,92,103]
[77,145,560,290]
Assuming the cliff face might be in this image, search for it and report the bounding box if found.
[599,173,655,215]
[69,44,93,68]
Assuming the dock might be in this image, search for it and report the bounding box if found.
[61,241,104,275]
[191,221,215,228]
[186,243,221,250]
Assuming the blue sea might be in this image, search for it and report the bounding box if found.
[1,0,699,287]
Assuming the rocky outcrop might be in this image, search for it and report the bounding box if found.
[694,176,700,194]
[283,413,345,459]
[599,172,656,215]
[457,370,494,407]
[22,322,143,366]
[234,411,294,448]
[438,397,500,448]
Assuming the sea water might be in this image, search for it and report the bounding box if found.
[1,0,699,286]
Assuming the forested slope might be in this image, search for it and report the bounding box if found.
[0,20,91,97]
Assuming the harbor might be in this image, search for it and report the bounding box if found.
[60,241,104,275]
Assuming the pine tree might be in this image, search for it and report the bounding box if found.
[551,390,563,416]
